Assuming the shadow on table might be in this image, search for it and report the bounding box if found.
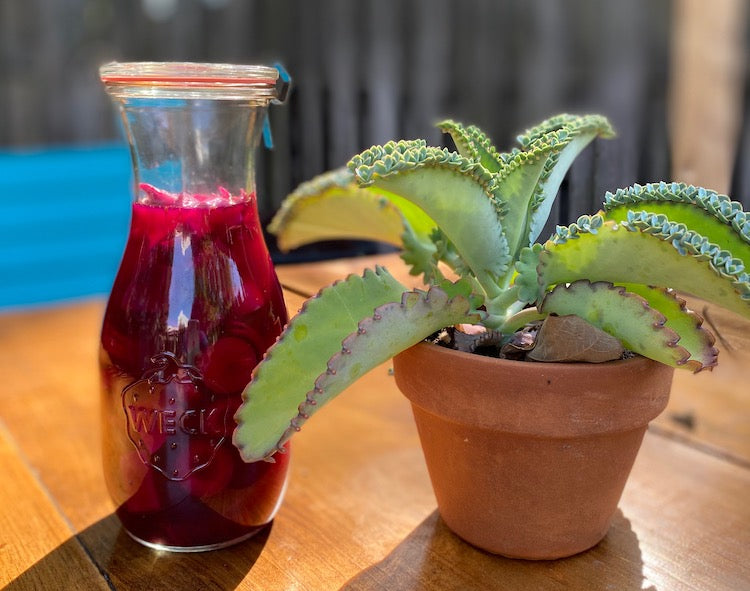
[5,513,270,591]
[341,509,656,591]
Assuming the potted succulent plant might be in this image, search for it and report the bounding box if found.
[232,114,750,559]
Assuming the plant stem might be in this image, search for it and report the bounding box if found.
[498,306,547,334]
[483,285,523,329]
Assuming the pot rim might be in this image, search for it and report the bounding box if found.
[407,340,649,372]
[393,341,674,437]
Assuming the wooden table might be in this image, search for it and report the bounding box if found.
[1,253,748,590]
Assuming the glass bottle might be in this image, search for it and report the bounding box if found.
[99,62,290,551]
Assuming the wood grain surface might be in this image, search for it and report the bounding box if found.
[1,254,748,590]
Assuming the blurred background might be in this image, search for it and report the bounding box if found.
[0,0,748,309]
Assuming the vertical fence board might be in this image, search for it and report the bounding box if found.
[403,0,453,145]
[362,0,403,147]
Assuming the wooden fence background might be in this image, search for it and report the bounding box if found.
[0,0,748,307]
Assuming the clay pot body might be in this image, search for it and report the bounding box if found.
[393,342,673,560]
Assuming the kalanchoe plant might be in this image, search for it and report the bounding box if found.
[233,113,750,462]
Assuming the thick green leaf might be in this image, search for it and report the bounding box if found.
[268,167,438,255]
[603,183,750,270]
[233,267,407,462]
[296,283,481,431]
[536,217,750,320]
[495,115,615,261]
[539,281,712,370]
[269,166,445,281]
[234,270,482,462]
[350,144,510,298]
[437,120,505,172]
[515,113,615,149]
[492,147,550,260]
[526,130,608,246]
[269,168,402,250]
[618,283,718,370]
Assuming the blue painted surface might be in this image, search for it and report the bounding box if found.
[0,143,133,310]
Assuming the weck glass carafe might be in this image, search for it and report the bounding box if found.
[99,62,290,551]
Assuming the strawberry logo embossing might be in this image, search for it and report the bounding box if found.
[122,352,230,481]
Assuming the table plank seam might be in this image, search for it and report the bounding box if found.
[648,423,750,471]
[73,534,118,591]
[0,418,81,534]
[0,417,114,589]
[278,281,316,300]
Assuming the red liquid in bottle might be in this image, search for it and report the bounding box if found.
[100,186,289,550]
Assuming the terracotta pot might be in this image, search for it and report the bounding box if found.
[393,342,673,560]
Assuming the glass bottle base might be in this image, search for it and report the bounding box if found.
[125,526,264,553]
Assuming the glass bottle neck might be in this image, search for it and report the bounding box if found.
[117,97,266,205]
